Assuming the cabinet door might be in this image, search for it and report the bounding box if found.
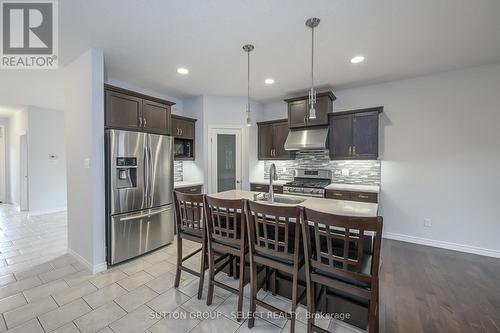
[352,112,379,159]
[258,124,274,159]
[142,99,171,135]
[105,90,142,130]
[176,119,195,140]
[307,95,330,126]
[273,122,293,159]
[288,100,308,128]
[329,115,353,159]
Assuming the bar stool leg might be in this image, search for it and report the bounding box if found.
[174,235,182,288]
[197,239,206,299]
[290,270,298,333]
[248,261,257,328]
[206,245,215,306]
[236,252,246,321]
[306,281,315,333]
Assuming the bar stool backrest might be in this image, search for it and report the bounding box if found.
[204,196,246,247]
[174,191,205,236]
[302,208,383,285]
[246,200,302,263]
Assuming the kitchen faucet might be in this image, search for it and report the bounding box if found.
[269,163,278,203]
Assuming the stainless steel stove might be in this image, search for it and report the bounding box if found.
[283,169,332,198]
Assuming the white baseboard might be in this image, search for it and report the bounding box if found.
[67,248,108,274]
[28,206,67,217]
[383,232,500,259]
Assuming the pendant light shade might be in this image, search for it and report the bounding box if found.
[243,44,254,127]
[306,17,320,120]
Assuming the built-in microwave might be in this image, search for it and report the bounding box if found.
[174,138,193,159]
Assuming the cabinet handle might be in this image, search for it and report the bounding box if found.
[189,188,197,192]
[358,194,369,199]
[180,128,183,135]
[333,193,343,197]
[143,117,147,127]
[348,146,352,156]
[353,146,356,156]
[139,117,143,127]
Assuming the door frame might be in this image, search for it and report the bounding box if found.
[20,133,29,211]
[0,126,5,203]
[207,125,245,194]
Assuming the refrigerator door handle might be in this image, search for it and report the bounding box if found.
[119,206,170,222]
[148,143,153,203]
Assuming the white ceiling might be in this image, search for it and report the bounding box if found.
[60,0,500,102]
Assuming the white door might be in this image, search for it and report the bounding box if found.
[208,127,242,194]
[20,134,29,211]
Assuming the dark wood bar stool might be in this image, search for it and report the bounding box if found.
[245,201,305,333]
[204,196,248,320]
[173,191,207,299]
[301,208,383,333]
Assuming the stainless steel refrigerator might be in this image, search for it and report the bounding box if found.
[105,129,174,265]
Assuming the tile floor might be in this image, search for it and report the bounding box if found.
[0,204,361,333]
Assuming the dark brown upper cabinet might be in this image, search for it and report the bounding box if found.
[105,84,174,135]
[257,119,294,160]
[328,107,383,160]
[171,115,195,140]
[284,91,336,129]
[171,115,197,161]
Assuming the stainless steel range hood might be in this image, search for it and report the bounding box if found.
[284,127,329,151]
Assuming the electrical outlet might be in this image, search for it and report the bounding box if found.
[341,168,350,176]
[424,218,432,227]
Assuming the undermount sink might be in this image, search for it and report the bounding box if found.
[253,193,306,205]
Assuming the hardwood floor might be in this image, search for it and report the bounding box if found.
[380,239,500,333]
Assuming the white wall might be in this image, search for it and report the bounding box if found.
[0,71,64,111]
[27,108,67,214]
[64,48,106,272]
[261,63,500,256]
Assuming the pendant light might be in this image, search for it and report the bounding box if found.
[243,44,254,127]
[306,17,320,120]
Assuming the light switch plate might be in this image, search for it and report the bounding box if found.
[84,158,91,169]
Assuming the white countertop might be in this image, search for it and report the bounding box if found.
[174,181,203,189]
[325,183,380,193]
[209,190,379,218]
[249,180,288,186]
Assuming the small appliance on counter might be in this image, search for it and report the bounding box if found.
[283,169,332,198]
[105,129,174,265]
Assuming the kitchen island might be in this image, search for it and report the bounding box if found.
[208,189,381,330]
[209,189,378,217]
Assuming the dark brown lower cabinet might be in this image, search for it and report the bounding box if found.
[175,185,202,194]
[250,183,283,194]
[325,189,378,203]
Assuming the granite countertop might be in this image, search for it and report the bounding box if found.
[209,190,378,218]
[325,183,380,193]
[249,180,288,186]
[174,181,203,188]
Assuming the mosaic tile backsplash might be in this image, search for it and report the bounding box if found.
[263,150,381,185]
[174,161,183,182]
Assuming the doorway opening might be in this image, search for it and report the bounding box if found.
[208,126,243,194]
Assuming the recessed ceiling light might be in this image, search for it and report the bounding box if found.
[177,67,189,74]
[265,78,275,85]
[350,56,365,64]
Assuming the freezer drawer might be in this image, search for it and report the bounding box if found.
[109,204,174,265]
